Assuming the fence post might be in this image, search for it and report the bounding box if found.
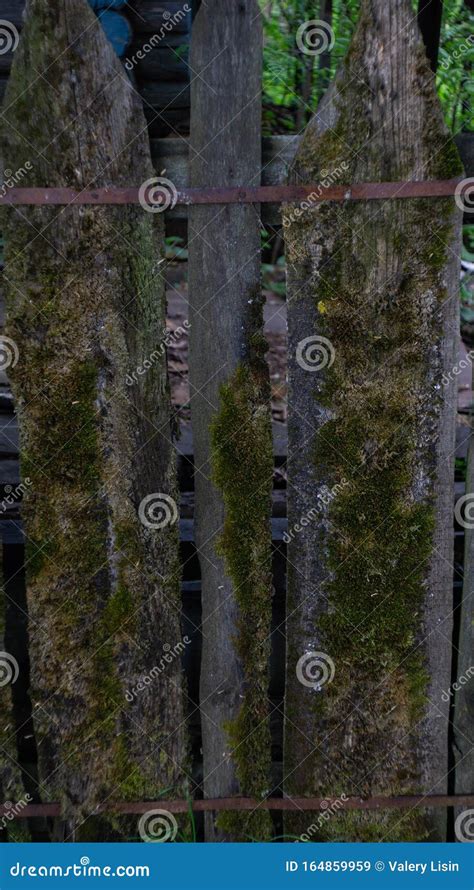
[453,412,474,838]
[1,0,186,833]
[188,0,273,841]
[0,544,29,839]
[283,0,463,841]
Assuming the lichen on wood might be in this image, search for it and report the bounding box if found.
[283,0,462,841]
[1,0,186,829]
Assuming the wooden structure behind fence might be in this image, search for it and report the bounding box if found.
[0,0,193,136]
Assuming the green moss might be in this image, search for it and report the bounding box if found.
[282,1,461,843]
[210,295,273,841]
[0,0,187,834]
[101,583,134,636]
[293,207,449,838]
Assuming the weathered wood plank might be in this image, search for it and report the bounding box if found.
[0,2,24,30]
[150,135,299,222]
[0,537,28,828]
[175,420,287,459]
[188,0,273,842]
[127,1,191,34]
[145,108,189,138]
[453,419,474,831]
[140,79,189,109]
[126,43,188,80]
[150,134,472,184]
[0,76,9,106]
[283,0,462,841]
[1,0,186,831]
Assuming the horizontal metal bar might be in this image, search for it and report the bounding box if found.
[3,793,474,819]
[0,178,464,207]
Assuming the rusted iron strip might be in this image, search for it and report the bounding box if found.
[3,794,474,819]
[0,178,464,207]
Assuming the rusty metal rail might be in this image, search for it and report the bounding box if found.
[2,794,474,819]
[0,178,466,206]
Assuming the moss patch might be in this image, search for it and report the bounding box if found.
[282,0,461,842]
[210,300,273,841]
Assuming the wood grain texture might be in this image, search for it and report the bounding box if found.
[283,0,462,841]
[454,418,474,815]
[1,0,186,830]
[188,0,273,842]
[0,538,30,838]
[127,1,191,34]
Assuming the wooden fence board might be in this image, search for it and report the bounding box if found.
[140,79,190,109]
[127,1,191,33]
[454,417,474,824]
[188,0,273,842]
[126,44,188,80]
[0,536,30,839]
[1,0,186,833]
[283,0,462,841]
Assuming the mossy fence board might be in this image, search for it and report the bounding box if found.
[0,0,471,844]
[454,415,474,815]
[188,0,273,843]
[1,0,187,837]
[283,0,463,842]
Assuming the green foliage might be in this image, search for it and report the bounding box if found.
[463,224,474,261]
[436,0,474,132]
[164,235,188,261]
[259,0,474,134]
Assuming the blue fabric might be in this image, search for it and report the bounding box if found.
[87,0,131,59]
[96,9,132,58]
[89,0,132,59]
[88,0,126,10]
